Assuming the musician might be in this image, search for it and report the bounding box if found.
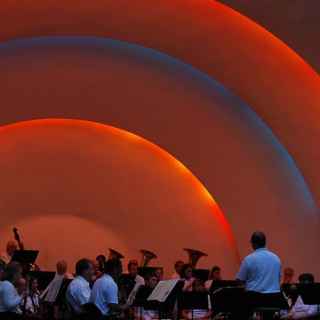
[66,259,94,315]
[205,266,222,290]
[282,267,295,285]
[22,278,41,316]
[281,273,320,319]
[96,255,106,273]
[126,260,145,305]
[0,262,24,317]
[133,273,159,320]
[90,259,124,317]
[237,231,281,294]
[171,260,184,280]
[41,260,71,304]
[181,264,196,292]
[0,241,18,264]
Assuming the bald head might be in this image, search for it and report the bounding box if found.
[6,241,17,257]
[251,231,266,250]
[56,260,68,275]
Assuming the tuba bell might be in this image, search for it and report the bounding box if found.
[183,248,208,268]
[140,249,157,267]
[108,248,125,260]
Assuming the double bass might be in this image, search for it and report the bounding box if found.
[13,227,25,251]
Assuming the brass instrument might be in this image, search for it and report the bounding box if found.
[108,248,125,260]
[140,249,157,267]
[183,248,208,268]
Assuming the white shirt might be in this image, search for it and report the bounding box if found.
[127,274,145,305]
[288,296,319,319]
[237,248,281,293]
[24,292,40,314]
[66,276,91,314]
[41,273,64,303]
[90,274,118,315]
[0,280,22,313]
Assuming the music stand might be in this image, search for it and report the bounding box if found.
[28,271,56,291]
[148,279,184,319]
[298,283,320,305]
[209,280,243,293]
[193,269,209,282]
[11,250,39,274]
[211,286,246,315]
[178,291,210,319]
[138,266,163,279]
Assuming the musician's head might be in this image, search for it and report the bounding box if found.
[6,241,17,257]
[155,268,164,281]
[174,260,184,274]
[0,260,6,280]
[96,255,106,272]
[209,265,222,281]
[29,277,39,293]
[283,267,295,284]
[250,231,266,250]
[2,261,22,285]
[298,273,314,284]
[56,260,68,275]
[76,259,95,282]
[145,273,159,289]
[128,260,139,277]
[181,264,193,280]
[16,277,27,295]
[104,259,121,280]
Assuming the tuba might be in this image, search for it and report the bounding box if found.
[108,248,125,260]
[184,248,208,268]
[140,249,157,267]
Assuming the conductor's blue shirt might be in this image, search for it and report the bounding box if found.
[237,248,281,293]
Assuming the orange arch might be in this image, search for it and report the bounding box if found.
[1,0,320,206]
[0,118,240,273]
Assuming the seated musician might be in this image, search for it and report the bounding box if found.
[66,259,94,315]
[90,259,128,317]
[21,278,41,317]
[181,264,196,292]
[133,273,159,320]
[181,279,212,320]
[0,262,24,318]
[282,268,295,286]
[0,241,18,265]
[205,266,222,290]
[126,260,145,305]
[171,260,184,280]
[281,273,320,319]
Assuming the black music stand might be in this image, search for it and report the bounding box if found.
[211,286,246,317]
[209,280,243,293]
[178,291,211,320]
[11,250,39,274]
[298,283,320,305]
[138,266,163,279]
[193,269,210,282]
[28,271,56,291]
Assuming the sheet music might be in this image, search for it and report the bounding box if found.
[147,279,179,303]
